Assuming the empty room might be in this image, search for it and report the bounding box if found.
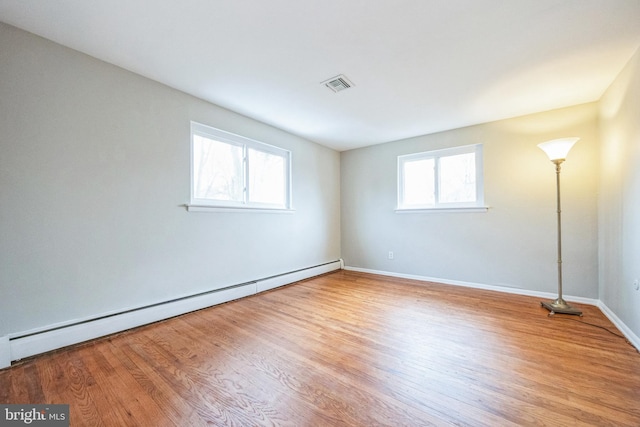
[1,1,640,425]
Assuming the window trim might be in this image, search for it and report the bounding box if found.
[189,121,292,211]
[396,144,487,212]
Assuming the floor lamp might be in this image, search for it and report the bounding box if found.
[538,137,582,316]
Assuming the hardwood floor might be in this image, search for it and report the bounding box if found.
[2,270,639,426]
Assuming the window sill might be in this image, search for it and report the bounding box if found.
[186,204,295,213]
[395,206,490,214]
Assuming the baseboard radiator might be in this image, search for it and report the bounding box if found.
[2,260,342,368]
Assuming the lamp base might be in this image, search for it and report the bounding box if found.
[541,299,582,316]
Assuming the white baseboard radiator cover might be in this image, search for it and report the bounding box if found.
[1,260,342,368]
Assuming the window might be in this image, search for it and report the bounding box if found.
[397,144,484,211]
[190,122,291,210]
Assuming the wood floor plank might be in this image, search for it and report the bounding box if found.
[5,366,30,403]
[1,270,639,426]
[209,304,454,426]
[107,335,209,427]
[227,296,505,425]
[54,350,105,427]
[240,280,598,425]
[174,315,340,426]
[139,323,299,426]
[76,342,170,426]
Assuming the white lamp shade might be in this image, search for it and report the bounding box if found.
[537,137,579,161]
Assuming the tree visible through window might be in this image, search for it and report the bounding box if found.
[191,122,291,209]
[193,136,243,202]
[398,144,483,210]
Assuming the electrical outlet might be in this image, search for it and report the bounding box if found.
[388,251,394,260]
[634,279,639,291]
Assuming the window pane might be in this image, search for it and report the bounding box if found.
[439,152,476,203]
[193,135,243,201]
[248,148,286,206]
[403,158,435,206]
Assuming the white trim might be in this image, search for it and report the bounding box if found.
[257,261,342,293]
[596,301,640,351]
[0,336,10,369]
[186,205,295,213]
[8,261,342,364]
[395,206,489,214]
[343,266,598,304]
[11,285,256,362]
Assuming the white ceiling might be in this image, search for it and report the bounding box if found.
[1,0,639,151]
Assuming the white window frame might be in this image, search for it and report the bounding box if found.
[188,121,292,212]
[397,144,487,213]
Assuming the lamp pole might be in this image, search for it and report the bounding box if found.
[555,160,564,304]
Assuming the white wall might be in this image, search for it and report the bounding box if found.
[0,23,341,337]
[341,103,599,298]
[598,47,640,339]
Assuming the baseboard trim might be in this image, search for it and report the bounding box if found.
[8,260,342,364]
[344,266,598,305]
[596,301,640,351]
[344,266,640,351]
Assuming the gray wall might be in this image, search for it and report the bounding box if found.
[341,103,599,298]
[599,47,640,338]
[0,23,340,336]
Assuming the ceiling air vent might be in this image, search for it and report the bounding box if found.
[322,74,354,93]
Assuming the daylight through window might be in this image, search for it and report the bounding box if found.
[191,122,291,210]
[398,144,484,210]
